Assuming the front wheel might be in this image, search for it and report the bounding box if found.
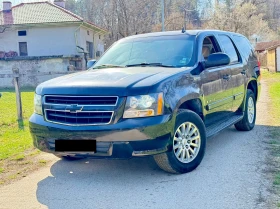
[234,89,256,131]
[154,109,206,174]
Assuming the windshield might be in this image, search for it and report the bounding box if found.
[94,35,196,68]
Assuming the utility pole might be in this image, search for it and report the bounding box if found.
[181,8,196,30]
[161,0,165,31]
[184,10,187,29]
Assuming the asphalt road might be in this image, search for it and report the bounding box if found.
[0,82,273,209]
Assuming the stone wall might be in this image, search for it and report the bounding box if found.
[0,56,83,88]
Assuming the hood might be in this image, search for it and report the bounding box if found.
[36,67,191,96]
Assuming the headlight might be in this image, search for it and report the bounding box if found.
[34,94,43,115]
[123,93,164,118]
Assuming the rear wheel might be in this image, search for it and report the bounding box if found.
[235,89,256,131]
[154,109,206,174]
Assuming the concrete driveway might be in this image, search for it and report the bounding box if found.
[0,82,273,209]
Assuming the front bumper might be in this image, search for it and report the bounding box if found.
[29,114,174,159]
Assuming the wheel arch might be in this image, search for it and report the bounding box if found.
[176,98,204,121]
[239,79,258,112]
[246,79,258,101]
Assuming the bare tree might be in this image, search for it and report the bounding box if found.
[206,2,277,41]
[65,0,280,47]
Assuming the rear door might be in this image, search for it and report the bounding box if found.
[217,34,245,114]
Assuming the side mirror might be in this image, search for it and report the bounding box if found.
[87,59,97,69]
[204,53,230,69]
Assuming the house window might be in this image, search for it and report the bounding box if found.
[19,42,28,56]
[86,41,94,58]
[87,31,90,35]
[99,35,101,39]
[18,30,27,36]
[96,51,101,57]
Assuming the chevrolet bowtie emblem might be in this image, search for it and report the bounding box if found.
[65,104,83,113]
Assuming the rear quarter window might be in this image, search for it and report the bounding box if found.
[232,35,254,60]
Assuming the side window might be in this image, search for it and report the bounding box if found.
[202,36,220,60]
[232,35,253,59]
[218,35,239,63]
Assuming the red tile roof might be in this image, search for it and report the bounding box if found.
[255,41,280,51]
[0,1,107,32]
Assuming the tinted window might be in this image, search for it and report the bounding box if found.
[232,35,253,59]
[94,35,196,68]
[218,35,239,63]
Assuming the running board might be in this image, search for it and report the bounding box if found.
[206,114,244,139]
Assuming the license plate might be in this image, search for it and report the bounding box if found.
[55,140,96,152]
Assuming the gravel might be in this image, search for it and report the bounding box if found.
[0,82,273,209]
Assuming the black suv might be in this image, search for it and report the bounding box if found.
[29,30,261,174]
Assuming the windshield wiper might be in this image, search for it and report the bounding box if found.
[126,63,175,68]
[93,64,126,69]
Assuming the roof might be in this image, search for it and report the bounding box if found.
[267,44,280,51]
[0,1,107,33]
[122,29,243,41]
[255,41,280,51]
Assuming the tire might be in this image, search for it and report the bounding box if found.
[234,89,256,131]
[154,109,206,174]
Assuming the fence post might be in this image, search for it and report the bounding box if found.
[12,67,24,129]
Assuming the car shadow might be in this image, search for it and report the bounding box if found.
[36,156,174,209]
[35,125,279,209]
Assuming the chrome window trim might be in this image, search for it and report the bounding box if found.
[44,109,114,126]
[44,95,119,107]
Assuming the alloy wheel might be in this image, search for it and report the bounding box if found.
[247,97,255,124]
[173,122,201,163]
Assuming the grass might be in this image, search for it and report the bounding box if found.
[0,87,35,160]
[12,154,25,161]
[274,173,280,185]
[261,71,280,122]
[270,83,280,121]
[269,80,280,193]
[39,159,47,165]
[262,71,280,206]
[8,174,18,180]
[0,87,53,186]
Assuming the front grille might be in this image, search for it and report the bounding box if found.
[45,110,113,125]
[45,95,118,106]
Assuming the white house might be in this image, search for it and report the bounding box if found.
[0,0,107,69]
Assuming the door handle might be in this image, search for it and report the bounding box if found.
[241,69,246,75]
[223,75,231,80]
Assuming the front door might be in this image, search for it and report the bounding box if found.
[201,65,233,126]
[199,35,234,126]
